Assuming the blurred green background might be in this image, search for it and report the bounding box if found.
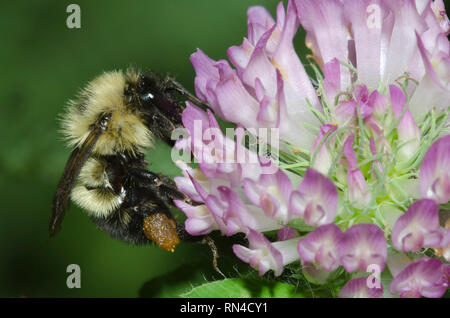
[0,0,305,297]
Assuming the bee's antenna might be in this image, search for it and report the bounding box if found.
[163,76,210,112]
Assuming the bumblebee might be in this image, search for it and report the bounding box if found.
[50,68,207,252]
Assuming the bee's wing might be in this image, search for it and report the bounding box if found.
[49,127,104,237]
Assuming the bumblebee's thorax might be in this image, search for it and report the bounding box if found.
[61,69,153,156]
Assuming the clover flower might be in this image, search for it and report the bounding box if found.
[175,0,450,297]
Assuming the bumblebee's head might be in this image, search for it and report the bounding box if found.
[124,71,159,105]
[61,69,153,156]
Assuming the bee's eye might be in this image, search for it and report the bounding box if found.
[140,92,154,101]
[138,75,159,102]
[98,113,112,130]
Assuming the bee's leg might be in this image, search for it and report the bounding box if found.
[130,197,222,275]
[202,236,224,277]
[108,156,221,273]
[145,110,180,146]
[127,167,194,206]
[175,223,224,277]
[102,154,189,206]
[162,76,210,111]
[129,168,223,274]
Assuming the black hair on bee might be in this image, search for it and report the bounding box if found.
[50,68,212,254]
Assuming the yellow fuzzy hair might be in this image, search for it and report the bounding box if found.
[71,184,121,218]
[71,157,123,217]
[60,69,153,156]
[77,157,110,188]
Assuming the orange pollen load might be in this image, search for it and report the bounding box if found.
[143,213,180,252]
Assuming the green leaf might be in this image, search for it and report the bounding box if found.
[139,262,221,298]
[181,278,306,298]
[139,233,251,298]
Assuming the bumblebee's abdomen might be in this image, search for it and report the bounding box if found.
[91,210,149,245]
[70,184,122,217]
[70,157,123,217]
